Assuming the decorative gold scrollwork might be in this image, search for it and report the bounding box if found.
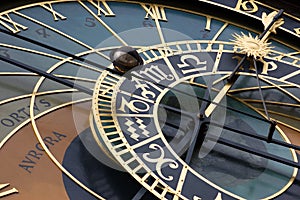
[143,144,179,181]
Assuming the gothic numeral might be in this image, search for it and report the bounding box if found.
[131,65,174,84]
[141,4,167,21]
[88,0,115,17]
[0,14,28,33]
[40,3,67,21]
[118,97,150,113]
[131,76,157,99]
[0,183,18,198]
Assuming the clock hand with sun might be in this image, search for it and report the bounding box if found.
[204,9,285,118]
[184,9,285,168]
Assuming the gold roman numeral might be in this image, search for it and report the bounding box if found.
[141,4,167,21]
[87,0,115,17]
[205,16,212,31]
[0,183,18,198]
[0,13,28,33]
[40,3,67,21]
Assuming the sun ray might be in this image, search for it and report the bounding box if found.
[232,32,273,59]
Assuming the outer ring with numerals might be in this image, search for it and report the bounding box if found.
[0,0,300,200]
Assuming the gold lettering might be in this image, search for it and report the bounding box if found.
[131,65,174,83]
[259,58,277,74]
[233,56,277,75]
[88,0,115,17]
[141,4,167,21]
[118,97,150,113]
[0,183,18,198]
[0,14,28,33]
[40,3,67,21]
[131,76,156,99]
[235,0,258,13]
[178,54,207,74]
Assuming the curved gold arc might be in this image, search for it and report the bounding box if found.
[0,43,64,60]
[53,74,97,83]
[9,43,109,199]
[0,97,90,148]
[0,1,298,198]
[232,97,299,200]
[28,67,104,198]
[0,72,36,76]
[0,89,79,148]
[263,125,298,199]
[14,9,109,61]
[89,113,120,166]
[153,77,246,199]
[156,72,299,200]
[92,71,191,199]
[260,76,300,103]
[198,0,300,40]
[95,40,300,199]
[197,75,299,200]
[255,1,300,22]
[244,99,300,109]
[277,120,300,133]
[0,89,76,106]
[256,108,300,128]
[2,0,299,54]
[230,84,294,94]
[30,91,104,199]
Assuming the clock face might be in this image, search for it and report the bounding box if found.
[0,0,300,200]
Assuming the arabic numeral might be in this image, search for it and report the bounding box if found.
[143,20,154,27]
[85,17,97,27]
[0,49,10,58]
[36,28,51,38]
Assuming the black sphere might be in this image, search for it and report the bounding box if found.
[110,46,144,73]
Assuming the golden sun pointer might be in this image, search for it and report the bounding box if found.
[232,32,273,59]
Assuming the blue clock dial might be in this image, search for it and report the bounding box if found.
[0,0,299,200]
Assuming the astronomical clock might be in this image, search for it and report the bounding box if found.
[0,0,300,199]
